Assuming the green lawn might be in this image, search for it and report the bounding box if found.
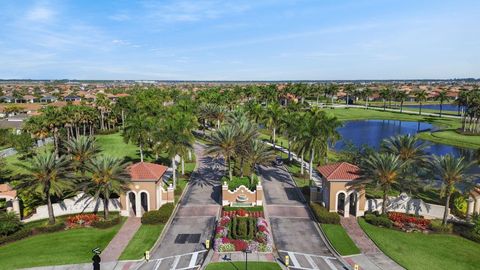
[119,224,165,260]
[96,132,142,161]
[359,218,480,270]
[417,130,480,149]
[0,220,125,270]
[321,224,360,256]
[205,262,281,270]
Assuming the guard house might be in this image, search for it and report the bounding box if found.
[0,184,20,215]
[119,162,174,217]
[311,162,366,217]
[468,185,480,218]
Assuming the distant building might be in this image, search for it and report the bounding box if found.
[64,96,82,102]
[40,95,57,103]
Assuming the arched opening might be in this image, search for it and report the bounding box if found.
[140,192,149,214]
[128,192,136,217]
[349,193,357,216]
[337,192,345,215]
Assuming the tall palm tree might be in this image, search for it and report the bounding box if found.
[81,156,130,220]
[360,153,404,214]
[414,90,428,115]
[263,103,284,149]
[17,151,73,224]
[207,126,239,181]
[395,91,409,113]
[123,114,153,162]
[431,154,473,225]
[246,140,276,183]
[64,136,101,175]
[379,88,391,111]
[435,90,449,117]
[362,87,373,109]
[344,84,355,105]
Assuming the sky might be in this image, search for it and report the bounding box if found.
[0,0,479,80]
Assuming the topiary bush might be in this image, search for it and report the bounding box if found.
[141,203,175,224]
[365,213,393,228]
[309,202,340,224]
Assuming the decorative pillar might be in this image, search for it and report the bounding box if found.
[256,180,263,206]
[344,193,350,218]
[167,184,175,203]
[12,198,20,216]
[135,192,142,218]
[222,182,229,206]
[475,198,480,215]
[467,198,475,219]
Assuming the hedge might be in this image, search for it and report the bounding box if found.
[364,213,392,228]
[92,217,121,229]
[309,202,340,224]
[141,203,175,224]
[34,222,66,233]
[0,228,33,246]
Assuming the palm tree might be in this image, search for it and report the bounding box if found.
[64,136,101,175]
[362,87,373,109]
[379,88,391,111]
[431,154,473,225]
[414,90,428,115]
[207,126,239,181]
[246,140,276,183]
[395,91,409,113]
[435,90,449,117]
[263,103,284,149]
[81,156,130,220]
[17,151,73,224]
[123,114,153,162]
[344,84,355,105]
[360,153,404,214]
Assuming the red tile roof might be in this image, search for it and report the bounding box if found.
[317,162,360,181]
[129,162,168,181]
[0,183,17,198]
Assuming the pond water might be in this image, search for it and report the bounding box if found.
[404,104,463,113]
[334,120,479,181]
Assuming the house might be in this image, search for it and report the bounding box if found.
[119,162,174,217]
[40,95,57,103]
[0,96,15,103]
[310,162,366,217]
[0,114,29,134]
[0,184,20,215]
[64,96,82,102]
[22,95,37,103]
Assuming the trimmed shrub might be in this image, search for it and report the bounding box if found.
[141,203,175,224]
[34,222,66,233]
[429,219,453,233]
[0,228,33,245]
[0,211,23,236]
[310,202,340,224]
[92,217,121,229]
[365,214,393,228]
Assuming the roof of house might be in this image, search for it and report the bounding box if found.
[317,162,360,181]
[129,162,168,181]
[0,183,17,198]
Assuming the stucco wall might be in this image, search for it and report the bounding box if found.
[222,184,262,206]
[367,193,445,219]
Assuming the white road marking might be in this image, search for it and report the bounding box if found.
[280,250,337,270]
[288,251,300,267]
[188,251,199,268]
[170,255,180,270]
[153,259,163,270]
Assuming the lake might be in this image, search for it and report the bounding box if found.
[334,120,479,181]
[404,104,463,113]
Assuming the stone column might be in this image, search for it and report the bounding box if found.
[344,193,350,218]
[12,198,20,216]
[222,182,229,206]
[467,198,475,219]
[256,181,263,206]
[135,192,142,218]
[167,184,175,203]
[475,198,480,215]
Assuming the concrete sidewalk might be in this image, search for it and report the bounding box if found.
[101,217,142,262]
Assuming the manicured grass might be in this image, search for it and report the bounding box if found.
[417,130,480,149]
[96,132,142,161]
[0,219,125,270]
[205,262,281,270]
[358,218,480,270]
[321,224,360,256]
[119,224,165,260]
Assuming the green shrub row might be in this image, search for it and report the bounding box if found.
[92,217,121,229]
[309,202,340,224]
[230,217,255,240]
[223,206,264,212]
[0,228,33,245]
[141,203,175,224]
[34,222,66,233]
[225,176,258,191]
[429,220,453,234]
[364,213,393,228]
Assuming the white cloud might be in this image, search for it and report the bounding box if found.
[26,6,55,22]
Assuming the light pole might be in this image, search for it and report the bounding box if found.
[244,250,252,270]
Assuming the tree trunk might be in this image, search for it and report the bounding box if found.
[439,102,443,117]
[309,149,314,180]
[287,140,291,161]
[228,159,233,181]
[121,109,125,129]
[383,100,386,111]
[419,103,422,115]
[443,192,451,225]
[47,194,55,225]
[104,197,109,220]
[217,119,220,129]
[139,145,144,162]
[188,150,192,161]
[272,128,276,149]
[181,156,185,175]
[400,101,404,112]
[300,150,304,175]
[172,157,177,188]
[382,189,388,215]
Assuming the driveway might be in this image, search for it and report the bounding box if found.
[259,165,347,270]
[139,144,223,269]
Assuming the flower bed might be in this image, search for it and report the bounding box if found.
[388,212,430,232]
[214,216,273,253]
[222,208,264,218]
[66,214,99,228]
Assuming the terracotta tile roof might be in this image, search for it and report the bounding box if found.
[317,162,360,181]
[0,183,17,198]
[129,162,168,181]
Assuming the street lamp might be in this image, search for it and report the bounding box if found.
[244,250,252,270]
